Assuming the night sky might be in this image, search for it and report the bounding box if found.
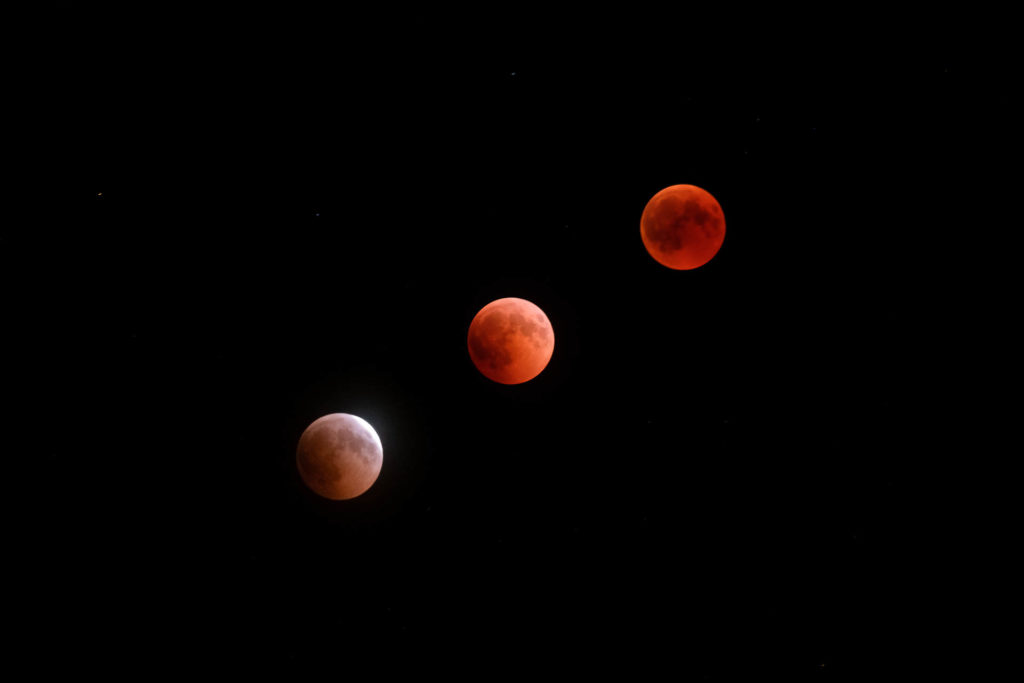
[18,10,982,678]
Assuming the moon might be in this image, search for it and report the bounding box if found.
[640,184,726,270]
[467,297,554,385]
[296,413,383,500]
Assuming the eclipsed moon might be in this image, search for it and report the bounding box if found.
[640,184,726,270]
[296,413,383,500]
[467,297,554,385]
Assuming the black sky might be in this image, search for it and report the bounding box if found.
[15,8,985,678]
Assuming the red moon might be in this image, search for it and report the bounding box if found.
[296,413,383,500]
[640,184,726,270]
[467,297,554,384]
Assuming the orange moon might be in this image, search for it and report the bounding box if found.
[640,184,726,270]
[296,413,383,500]
[467,297,554,384]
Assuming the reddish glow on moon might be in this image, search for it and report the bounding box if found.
[640,184,726,270]
[296,413,383,500]
[467,297,554,384]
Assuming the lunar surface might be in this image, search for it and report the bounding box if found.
[296,413,383,500]
[640,184,726,270]
[467,297,554,384]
